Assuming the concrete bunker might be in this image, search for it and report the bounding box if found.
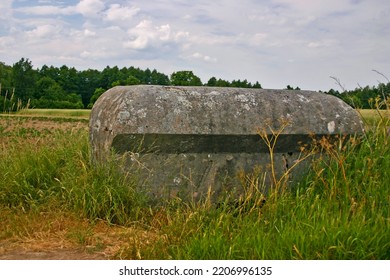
[89,85,363,201]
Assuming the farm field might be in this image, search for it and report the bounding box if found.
[0,109,389,260]
[0,108,91,120]
[357,109,390,125]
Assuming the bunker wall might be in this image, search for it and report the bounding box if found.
[89,85,363,201]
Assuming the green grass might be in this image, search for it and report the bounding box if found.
[0,124,147,225]
[12,108,91,119]
[0,110,389,259]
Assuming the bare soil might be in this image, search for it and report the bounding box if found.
[0,242,108,260]
[0,221,154,260]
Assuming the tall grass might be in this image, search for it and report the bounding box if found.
[1,88,28,113]
[0,112,389,259]
[0,126,148,225]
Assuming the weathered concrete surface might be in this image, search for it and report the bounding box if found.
[89,85,363,201]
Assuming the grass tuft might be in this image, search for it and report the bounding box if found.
[0,124,148,225]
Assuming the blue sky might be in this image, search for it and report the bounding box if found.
[1,0,389,90]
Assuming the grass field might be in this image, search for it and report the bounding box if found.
[357,109,390,125]
[0,109,389,259]
[2,108,91,120]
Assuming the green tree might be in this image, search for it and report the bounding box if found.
[0,62,12,94]
[170,71,202,86]
[100,66,121,89]
[66,93,83,107]
[58,65,80,94]
[32,76,82,108]
[143,68,152,84]
[0,62,14,111]
[252,81,262,88]
[215,78,230,87]
[150,69,170,85]
[31,77,66,108]
[286,85,301,90]
[12,58,37,103]
[38,65,60,81]
[88,87,106,108]
[231,79,251,88]
[207,77,217,87]
[207,78,261,88]
[125,66,143,83]
[78,69,101,108]
[34,77,63,100]
[111,80,122,87]
[125,75,140,85]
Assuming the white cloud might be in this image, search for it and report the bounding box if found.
[248,8,288,26]
[124,20,153,49]
[307,39,337,49]
[16,0,105,18]
[75,0,105,18]
[124,20,187,51]
[249,33,269,46]
[0,0,13,13]
[191,52,217,62]
[84,29,96,37]
[174,31,190,41]
[104,4,140,22]
[157,24,171,41]
[0,36,15,53]
[273,0,352,16]
[307,42,321,48]
[80,48,110,59]
[26,24,59,38]
[15,5,73,16]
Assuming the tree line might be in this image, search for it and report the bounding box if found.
[325,84,390,109]
[0,58,388,111]
[0,58,261,111]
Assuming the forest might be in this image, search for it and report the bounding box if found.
[0,58,389,111]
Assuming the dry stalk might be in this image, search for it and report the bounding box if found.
[257,117,316,197]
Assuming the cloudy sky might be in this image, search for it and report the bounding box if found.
[0,0,389,90]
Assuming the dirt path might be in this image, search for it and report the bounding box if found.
[0,246,107,260]
[0,218,156,260]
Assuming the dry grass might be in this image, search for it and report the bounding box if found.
[0,207,158,259]
[358,109,390,120]
[0,116,87,150]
